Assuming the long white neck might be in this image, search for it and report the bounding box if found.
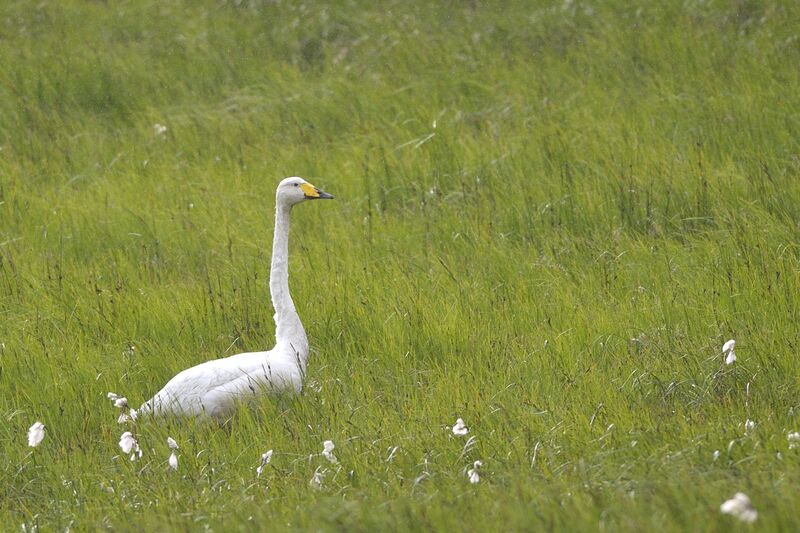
[270,202,309,366]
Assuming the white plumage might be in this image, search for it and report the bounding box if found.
[135,177,333,420]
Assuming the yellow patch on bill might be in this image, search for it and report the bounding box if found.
[300,182,320,198]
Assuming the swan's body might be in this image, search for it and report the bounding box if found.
[136,347,305,419]
[136,177,333,420]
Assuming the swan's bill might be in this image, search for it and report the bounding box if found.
[300,182,334,200]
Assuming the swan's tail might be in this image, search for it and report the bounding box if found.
[133,398,156,420]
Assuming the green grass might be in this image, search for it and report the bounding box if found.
[1,0,799,530]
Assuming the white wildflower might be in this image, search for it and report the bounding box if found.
[168,452,178,471]
[309,467,325,489]
[467,460,482,484]
[165,437,179,469]
[256,450,273,477]
[722,339,736,353]
[788,432,800,449]
[745,419,756,434]
[153,123,167,136]
[452,418,469,436]
[723,339,736,365]
[118,432,135,453]
[720,492,758,523]
[322,440,337,464]
[712,450,720,461]
[27,422,46,447]
[113,397,128,409]
[119,431,141,460]
[113,395,133,424]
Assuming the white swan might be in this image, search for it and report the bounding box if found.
[135,177,333,420]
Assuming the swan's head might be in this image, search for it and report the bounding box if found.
[277,176,334,206]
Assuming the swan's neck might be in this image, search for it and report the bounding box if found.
[270,203,308,366]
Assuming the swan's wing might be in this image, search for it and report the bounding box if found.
[200,358,304,418]
[139,351,301,418]
[140,352,269,417]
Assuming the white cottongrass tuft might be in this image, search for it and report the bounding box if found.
[113,397,128,409]
[166,437,179,470]
[119,432,135,453]
[309,466,325,489]
[720,492,758,523]
[788,432,800,449]
[27,422,46,447]
[745,419,756,434]
[153,123,168,136]
[119,431,142,461]
[452,418,469,436]
[723,339,736,365]
[111,393,134,424]
[322,440,337,464]
[467,460,482,484]
[256,450,273,477]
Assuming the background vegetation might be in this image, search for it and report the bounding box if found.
[1,0,799,530]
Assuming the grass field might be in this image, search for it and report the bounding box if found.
[1,0,800,530]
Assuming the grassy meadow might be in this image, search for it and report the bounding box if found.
[1,0,800,530]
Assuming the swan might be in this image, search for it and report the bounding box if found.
[134,177,334,420]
